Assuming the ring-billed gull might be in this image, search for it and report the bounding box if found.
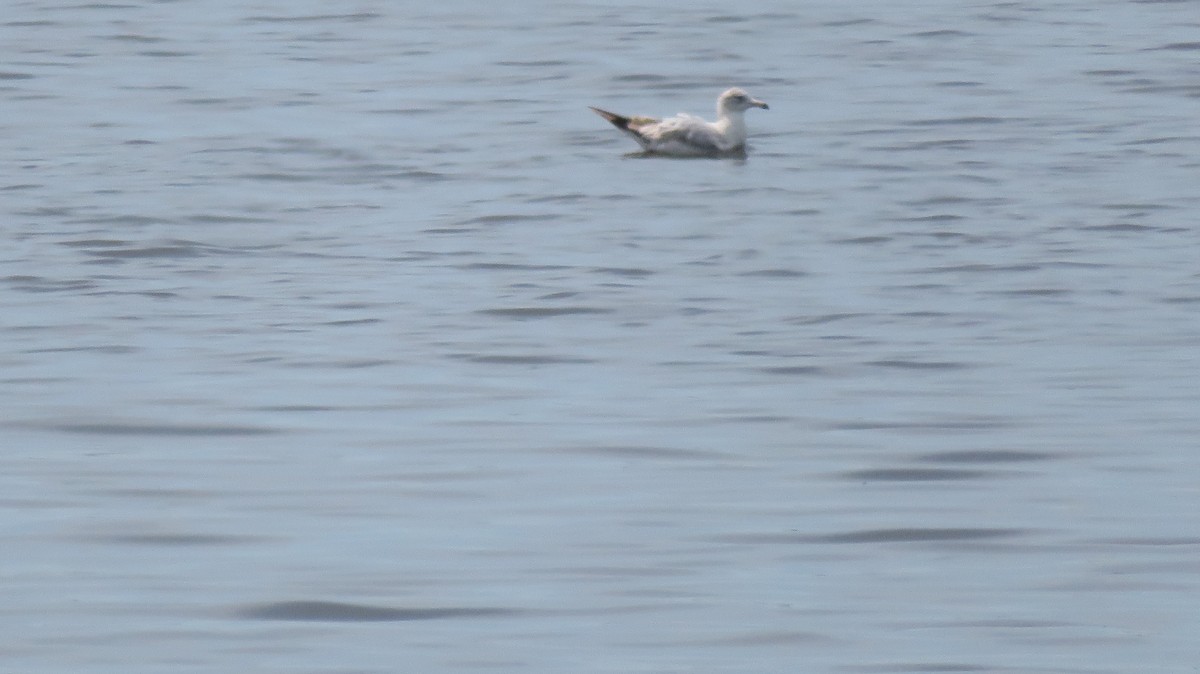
[590,87,768,157]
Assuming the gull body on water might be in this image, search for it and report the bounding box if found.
[590,87,769,157]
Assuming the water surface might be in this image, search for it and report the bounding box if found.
[3,1,1200,672]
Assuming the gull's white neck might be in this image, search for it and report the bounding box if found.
[714,108,748,148]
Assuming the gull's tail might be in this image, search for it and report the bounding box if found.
[589,106,632,131]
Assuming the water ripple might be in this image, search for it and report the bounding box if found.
[237,601,519,622]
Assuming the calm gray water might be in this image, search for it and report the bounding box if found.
[3,1,1199,672]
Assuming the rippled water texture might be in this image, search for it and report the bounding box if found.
[3,1,1199,672]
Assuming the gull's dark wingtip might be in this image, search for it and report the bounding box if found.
[589,106,631,131]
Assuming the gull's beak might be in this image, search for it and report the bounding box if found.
[752,98,769,110]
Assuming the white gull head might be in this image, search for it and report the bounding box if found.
[716,87,770,118]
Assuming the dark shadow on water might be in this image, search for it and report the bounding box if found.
[717,528,1024,545]
[18,421,280,436]
[841,663,993,673]
[100,533,265,546]
[448,353,596,365]
[477,306,613,319]
[840,468,989,481]
[759,365,828,376]
[866,359,972,371]
[917,449,1054,463]
[622,149,748,161]
[559,445,730,461]
[237,600,520,622]
[810,528,1023,544]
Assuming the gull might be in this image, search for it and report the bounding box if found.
[590,87,769,157]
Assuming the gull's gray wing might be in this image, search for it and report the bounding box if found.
[641,114,730,155]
